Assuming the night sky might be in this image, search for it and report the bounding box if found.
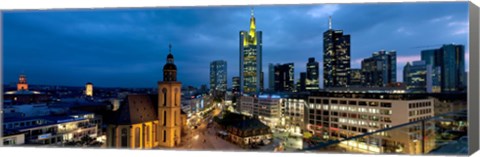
[2,2,468,88]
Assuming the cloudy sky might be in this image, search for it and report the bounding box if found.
[3,2,468,88]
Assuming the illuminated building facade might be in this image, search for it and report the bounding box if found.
[273,63,295,92]
[4,112,99,145]
[306,57,319,91]
[232,76,240,94]
[17,74,28,91]
[349,69,362,86]
[281,94,307,135]
[239,95,282,128]
[4,74,48,105]
[214,112,272,147]
[85,82,93,97]
[210,60,227,93]
[107,45,185,149]
[157,45,182,148]
[421,44,466,92]
[240,8,263,94]
[107,95,160,149]
[323,16,351,88]
[305,93,435,154]
[403,61,441,93]
[361,50,397,87]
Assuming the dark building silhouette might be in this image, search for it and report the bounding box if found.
[361,50,396,87]
[273,63,294,92]
[297,72,307,92]
[306,57,319,91]
[323,16,351,88]
[421,44,466,92]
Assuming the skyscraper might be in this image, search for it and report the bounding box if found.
[273,63,294,92]
[232,76,240,94]
[323,16,351,88]
[210,60,227,93]
[403,61,441,93]
[296,72,307,92]
[421,44,466,92]
[268,63,275,91]
[306,57,319,91]
[361,50,396,87]
[349,69,362,86]
[240,8,263,94]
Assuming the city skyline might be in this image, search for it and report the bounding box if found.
[3,3,468,88]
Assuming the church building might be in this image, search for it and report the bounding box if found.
[106,44,185,149]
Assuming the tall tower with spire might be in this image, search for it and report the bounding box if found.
[239,7,263,94]
[323,16,351,88]
[158,44,182,147]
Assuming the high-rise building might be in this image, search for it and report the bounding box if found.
[85,82,93,97]
[403,61,441,93]
[421,44,466,92]
[361,50,396,87]
[306,57,320,91]
[239,8,263,94]
[210,60,227,93]
[232,76,240,94]
[268,63,275,91]
[296,72,307,92]
[323,16,351,88]
[349,69,362,86]
[17,74,28,91]
[273,63,295,92]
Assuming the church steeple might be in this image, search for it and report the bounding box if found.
[167,43,174,64]
[163,44,177,82]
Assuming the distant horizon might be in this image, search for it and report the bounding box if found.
[3,2,469,88]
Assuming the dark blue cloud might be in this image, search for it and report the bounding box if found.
[2,2,468,88]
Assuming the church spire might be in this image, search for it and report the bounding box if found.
[328,16,332,29]
[163,43,177,82]
[167,44,174,64]
[169,43,172,53]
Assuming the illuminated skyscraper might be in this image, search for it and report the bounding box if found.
[403,61,441,93]
[349,69,362,86]
[421,44,466,92]
[240,7,263,94]
[306,57,319,91]
[273,63,294,92]
[232,76,240,94]
[323,16,351,88]
[361,50,396,87]
[210,60,227,93]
